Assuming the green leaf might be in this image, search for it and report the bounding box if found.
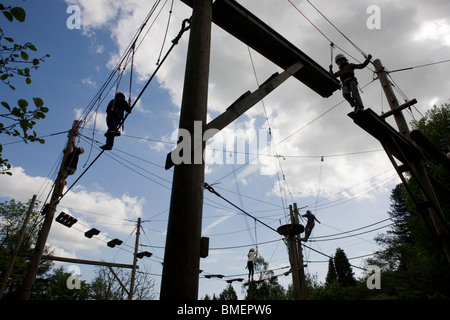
[4,37,14,42]
[20,51,29,60]
[17,99,28,111]
[3,11,13,22]
[10,7,26,22]
[1,101,11,111]
[33,97,44,108]
[25,77,31,85]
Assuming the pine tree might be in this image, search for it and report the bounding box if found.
[334,248,356,287]
[325,258,337,285]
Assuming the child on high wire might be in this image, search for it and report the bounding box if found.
[247,246,258,282]
[100,92,131,150]
[329,53,372,112]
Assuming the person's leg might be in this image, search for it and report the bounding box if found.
[303,225,312,241]
[102,115,117,149]
[342,85,356,108]
[350,80,364,110]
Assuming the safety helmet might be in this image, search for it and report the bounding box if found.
[335,53,347,63]
[79,147,85,154]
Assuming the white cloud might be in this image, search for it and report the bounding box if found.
[81,77,97,87]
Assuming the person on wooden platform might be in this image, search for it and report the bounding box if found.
[329,53,372,112]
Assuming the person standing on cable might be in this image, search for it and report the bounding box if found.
[101,92,131,150]
[301,210,321,242]
[247,246,258,282]
[329,53,372,112]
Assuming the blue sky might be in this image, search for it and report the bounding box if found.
[1,0,450,299]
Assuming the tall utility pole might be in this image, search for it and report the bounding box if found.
[287,205,301,300]
[288,204,307,300]
[293,203,307,299]
[160,0,212,300]
[20,120,80,299]
[129,217,141,300]
[0,195,36,297]
[374,59,450,263]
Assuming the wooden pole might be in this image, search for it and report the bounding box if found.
[129,217,141,300]
[374,59,450,264]
[293,203,307,299]
[160,0,212,300]
[288,204,302,300]
[20,120,80,299]
[0,195,36,297]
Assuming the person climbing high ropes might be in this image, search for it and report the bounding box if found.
[100,92,132,150]
[329,53,372,112]
[247,246,258,282]
[56,145,84,197]
[301,210,320,242]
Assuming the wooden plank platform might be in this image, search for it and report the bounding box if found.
[181,0,340,98]
[348,109,421,163]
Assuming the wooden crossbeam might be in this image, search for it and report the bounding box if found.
[165,62,303,170]
[181,0,340,97]
[19,253,137,269]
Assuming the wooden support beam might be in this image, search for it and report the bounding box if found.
[348,108,421,163]
[165,62,303,170]
[180,0,340,97]
[18,253,137,269]
[205,62,303,134]
[380,99,417,119]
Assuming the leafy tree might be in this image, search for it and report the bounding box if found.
[31,266,90,300]
[89,265,156,300]
[0,198,53,299]
[218,283,238,300]
[1,2,50,175]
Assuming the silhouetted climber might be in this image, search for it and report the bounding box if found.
[101,92,131,150]
[329,53,372,112]
[56,146,84,197]
[246,246,258,282]
[300,210,320,242]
